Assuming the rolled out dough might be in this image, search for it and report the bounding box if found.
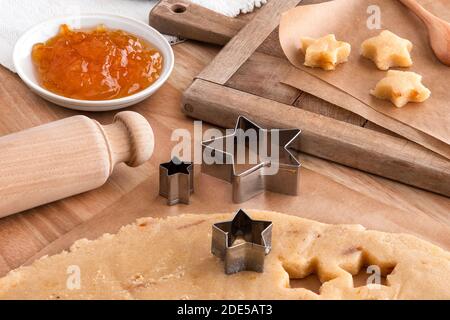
[0,211,449,300]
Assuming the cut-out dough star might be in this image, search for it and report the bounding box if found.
[201,116,301,203]
[300,34,351,71]
[371,70,431,108]
[212,209,272,274]
[361,30,413,70]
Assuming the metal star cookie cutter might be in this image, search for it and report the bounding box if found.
[211,209,273,274]
[201,116,301,203]
[159,157,193,205]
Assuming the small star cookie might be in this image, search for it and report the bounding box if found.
[361,30,413,70]
[300,34,351,71]
[370,70,431,108]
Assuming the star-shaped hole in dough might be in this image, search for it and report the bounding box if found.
[361,30,413,70]
[370,70,431,108]
[300,34,351,71]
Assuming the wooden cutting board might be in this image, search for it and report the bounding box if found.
[150,0,450,197]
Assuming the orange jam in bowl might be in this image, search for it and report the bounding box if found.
[31,24,163,101]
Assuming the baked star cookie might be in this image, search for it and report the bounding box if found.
[371,70,431,108]
[361,30,413,70]
[0,211,449,300]
[300,34,351,71]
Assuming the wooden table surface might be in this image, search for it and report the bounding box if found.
[0,40,449,277]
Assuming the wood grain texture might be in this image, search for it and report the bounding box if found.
[176,0,450,194]
[160,0,426,141]
[0,42,218,275]
[225,52,301,105]
[182,79,450,196]
[22,157,450,270]
[294,92,367,127]
[198,0,302,84]
[399,0,450,66]
[363,121,401,137]
[285,68,450,159]
[0,41,448,279]
[225,51,367,126]
[0,112,153,219]
[150,0,418,138]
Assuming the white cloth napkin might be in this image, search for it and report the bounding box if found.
[0,0,267,73]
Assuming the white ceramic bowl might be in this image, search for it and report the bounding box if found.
[13,14,174,111]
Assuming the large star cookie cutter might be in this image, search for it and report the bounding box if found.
[159,157,194,205]
[201,116,301,203]
[211,209,273,274]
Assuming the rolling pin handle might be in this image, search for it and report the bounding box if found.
[102,111,155,169]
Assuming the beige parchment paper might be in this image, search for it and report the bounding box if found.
[279,0,450,146]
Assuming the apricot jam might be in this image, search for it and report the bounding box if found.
[31,24,163,100]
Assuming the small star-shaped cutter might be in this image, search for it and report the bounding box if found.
[211,209,273,274]
[159,157,193,205]
[201,116,301,203]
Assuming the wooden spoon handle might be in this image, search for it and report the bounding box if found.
[149,0,244,45]
[398,0,436,24]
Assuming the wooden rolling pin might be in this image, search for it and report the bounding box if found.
[0,111,154,218]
